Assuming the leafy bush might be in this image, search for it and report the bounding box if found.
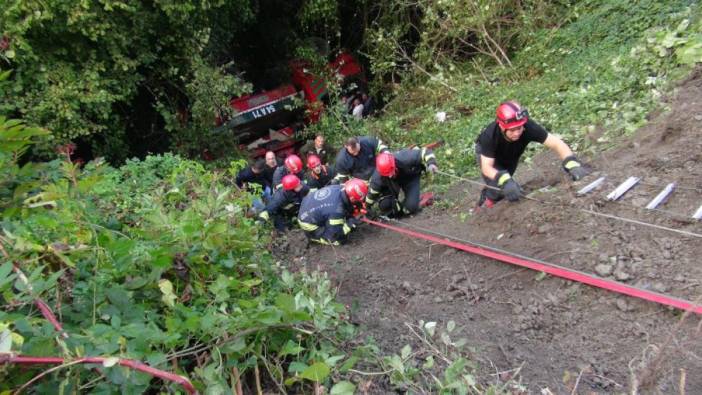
[0,0,253,162]
[364,0,701,180]
[0,123,362,392]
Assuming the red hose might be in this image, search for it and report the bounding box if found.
[362,218,702,314]
[2,355,198,394]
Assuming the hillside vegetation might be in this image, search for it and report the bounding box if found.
[1,0,701,393]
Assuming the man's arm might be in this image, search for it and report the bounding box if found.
[479,155,499,180]
[365,172,384,205]
[332,153,351,184]
[258,190,287,221]
[543,133,589,180]
[542,133,574,160]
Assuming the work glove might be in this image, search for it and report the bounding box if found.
[347,217,361,229]
[562,155,589,181]
[427,164,439,174]
[496,171,521,202]
[365,204,379,219]
[255,211,270,225]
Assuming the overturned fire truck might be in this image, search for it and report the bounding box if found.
[215,52,364,158]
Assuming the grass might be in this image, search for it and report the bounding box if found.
[366,0,700,181]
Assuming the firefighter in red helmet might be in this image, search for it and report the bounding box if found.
[475,100,589,207]
[304,154,336,192]
[366,148,438,217]
[272,154,305,190]
[297,178,368,245]
[258,174,309,232]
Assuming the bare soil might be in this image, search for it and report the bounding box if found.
[277,69,702,393]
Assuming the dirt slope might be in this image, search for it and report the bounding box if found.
[278,70,702,393]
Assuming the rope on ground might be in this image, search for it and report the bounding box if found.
[434,170,702,239]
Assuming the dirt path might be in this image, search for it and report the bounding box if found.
[278,70,702,393]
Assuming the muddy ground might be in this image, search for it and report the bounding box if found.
[276,70,702,393]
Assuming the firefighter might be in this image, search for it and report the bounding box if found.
[299,134,335,165]
[366,148,438,217]
[333,136,389,183]
[475,101,589,207]
[304,154,335,192]
[298,178,368,245]
[272,154,305,190]
[258,174,310,231]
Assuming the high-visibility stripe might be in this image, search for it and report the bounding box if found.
[329,218,345,225]
[497,173,511,186]
[377,139,388,153]
[299,221,319,231]
[343,224,351,234]
[259,211,270,221]
[311,237,339,246]
[422,148,436,164]
[564,160,581,170]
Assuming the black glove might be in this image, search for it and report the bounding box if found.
[347,217,361,229]
[502,179,521,202]
[496,171,521,202]
[562,155,589,181]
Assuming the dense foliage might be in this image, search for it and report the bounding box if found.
[357,0,702,178]
[0,123,359,392]
[0,119,503,393]
[2,0,702,393]
[0,0,254,162]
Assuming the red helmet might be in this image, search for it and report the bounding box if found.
[284,154,303,173]
[281,174,301,191]
[344,178,368,203]
[376,152,396,177]
[306,154,321,169]
[496,101,528,130]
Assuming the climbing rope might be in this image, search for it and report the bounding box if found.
[434,170,702,239]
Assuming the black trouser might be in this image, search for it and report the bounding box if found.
[272,207,298,231]
[474,144,517,202]
[377,175,421,216]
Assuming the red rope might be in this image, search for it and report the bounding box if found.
[11,264,69,339]
[2,355,198,394]
[7,263,198,394]
[362,218,702,314]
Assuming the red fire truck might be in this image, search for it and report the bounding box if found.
[216,52,364,158]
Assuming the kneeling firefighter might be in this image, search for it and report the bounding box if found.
[297,178,368,245]
[366,147,438,217]
[258,174,309,231]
